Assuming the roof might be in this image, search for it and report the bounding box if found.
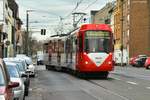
[5,62,17,66]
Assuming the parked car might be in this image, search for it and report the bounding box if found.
[0,58,19,100]
[133,57,147,67]
[3,58,30,96]
[129,56,137,66]
[37,54,44,65]
[16,55,35,77]
[16,54,32,65]
[16,54,28,58]
[144,57,150,69]
[5,62,25,100]
[11,61,30,96]
[15,57,35,76]
[129,55,147,66]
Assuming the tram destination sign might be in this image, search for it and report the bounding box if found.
[86,31,110,37]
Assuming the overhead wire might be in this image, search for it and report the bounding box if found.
[64,0,99,20]
[64,0,84,19]
[82,0,98,11]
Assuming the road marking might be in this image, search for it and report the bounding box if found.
[113,77,121,80]
[29,88,33,91]
[87,80,130,100]
[126,81,138,85]
[146,87,150,89]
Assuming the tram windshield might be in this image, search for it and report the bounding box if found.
[84,31,112,53]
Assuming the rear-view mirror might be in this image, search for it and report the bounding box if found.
[21,73,27,77]
[8,82,19,88]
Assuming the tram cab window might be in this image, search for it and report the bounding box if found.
[84,31,111,53]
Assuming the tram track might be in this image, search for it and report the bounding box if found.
[85,79,132,100]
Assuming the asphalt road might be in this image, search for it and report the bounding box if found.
[26,65,150,100]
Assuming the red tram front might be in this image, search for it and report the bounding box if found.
[75,24,114,77]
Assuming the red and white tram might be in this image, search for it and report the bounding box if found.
[44,24,114,78]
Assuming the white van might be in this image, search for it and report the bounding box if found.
[37,53,44,65]
[114,49,129,65]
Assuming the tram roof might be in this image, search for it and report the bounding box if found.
[67,28,79,35]
[79,24,112,32]
[49,34,67,41]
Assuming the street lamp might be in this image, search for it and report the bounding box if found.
[26,10,35,56]
[72,12,86,29]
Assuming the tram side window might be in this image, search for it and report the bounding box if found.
[68,39,72,53]
[59,41,64,53]
[70,38,73,53]
[43,43,48,53]
[52,42,55,53]
[72,37,76,53]
[65,40,68,53]
[47,41,52,53]
[54,41,58,53]
[65,39,71,53]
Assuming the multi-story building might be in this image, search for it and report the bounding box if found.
[130,0,150,57]
[91,2,115,25]
[7,0,19,57]
[0,0,22,57]
[16,18,23,54]
[114,0,122,50]
[114,0,150,59]
[114,0,129,64]
[0,0,11,58]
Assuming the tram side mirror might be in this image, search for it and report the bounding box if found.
[120,45,123,51]
[75,39,77,45]
[21,73,27,77]
[114,39,116,44]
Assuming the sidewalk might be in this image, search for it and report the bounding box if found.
[111,65,150,81]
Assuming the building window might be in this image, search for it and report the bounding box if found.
[128,0,130,5]
[127,30,129,37]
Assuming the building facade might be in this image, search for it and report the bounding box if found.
[91,2,115,25]
[114,0,150,58]
[129,0,150,57]
[0,0,22,58]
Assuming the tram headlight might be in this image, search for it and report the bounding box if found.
[108,61,112,65]
[85,61,88,64]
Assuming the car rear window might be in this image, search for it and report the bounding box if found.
[0,66,5,86]
[15,62,25,72]
[7,65,19,78]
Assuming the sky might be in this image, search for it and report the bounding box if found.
[16,0,113,41]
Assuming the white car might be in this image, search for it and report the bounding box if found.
[16,55,36,77]
[26,64,35,77]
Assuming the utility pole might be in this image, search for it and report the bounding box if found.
[59,16,63,35]
[120,0,124,67]
[13,11,16,57]
[26,10,29,56]
[26,10,35,56]
[72,12,86,29]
